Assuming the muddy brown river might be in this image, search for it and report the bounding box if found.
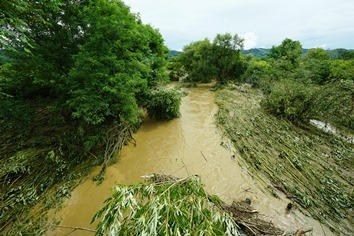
[48,84,333,235]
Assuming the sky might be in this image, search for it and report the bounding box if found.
[123,0,354,50]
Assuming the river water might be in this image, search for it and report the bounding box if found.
[48,84,333,235]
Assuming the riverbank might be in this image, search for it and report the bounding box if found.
[47,84,334,235]
[2,83,352,235]
[215,83,354,235]
[0,98,131,234]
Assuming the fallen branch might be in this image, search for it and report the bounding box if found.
[295,228,313,235]
[51,224,96,233]
[181,159,190,175]
[200,151,208,161]
[103,125,131,168]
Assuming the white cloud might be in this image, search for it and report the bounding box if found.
[124,0,354,49]
[317,43,328,49]
[241,32,258,50]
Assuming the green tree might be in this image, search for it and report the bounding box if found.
[268,38,302,71]
[299,48,330,84]
[67,0,167,125]
[0,0,64,53]
[135,23,169,87]
[212,33,246,84]
[304,48,329,61]
[180,39,217,83]
[1,0,168,125]
[340,50,354,60]
[241,58,271,87]
[179,33,246,84]
[166,55,186,81]
[261,79,317,122]
[314,80,354,129]
[1,0,32,51]
[1,0,86,97]
[329,60,354,81]
[334,48,354,60]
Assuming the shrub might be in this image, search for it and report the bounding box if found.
[315,80,354,129]
[261,79,316,122]
[241,59,271,87]
[145,88,182,120]
[0,97,35,127]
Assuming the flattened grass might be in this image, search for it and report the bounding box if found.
[215,84,354,235]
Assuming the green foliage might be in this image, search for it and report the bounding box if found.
[328,60,354,81]
[144,88,182,120]
[180,39,218,83]
[304,48,330,61]
[179,33,246,84]
[240,59,271,87]
[1,0,86,98]
[66,0,167,125]
[261,79,316,122]
[268,38,302,71]
[296,48,331,84]
[0,97,34,126]
[1,0,168,125]
[212,33,246,84]
[340,50,354,60]
[327,48,354,60]
[92,175,239,236]
[0,0,39,52]
[216,88,354,235]
[166,56,186,81]
[314,80,354,129]
[239,38,353,129]
[261,78,354,129]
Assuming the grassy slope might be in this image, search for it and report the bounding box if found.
[215,84,354,235]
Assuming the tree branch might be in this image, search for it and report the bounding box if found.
[52,224,96,233]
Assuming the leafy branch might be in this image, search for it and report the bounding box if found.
[91,174,240,236]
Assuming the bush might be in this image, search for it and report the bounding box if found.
[167,57,186,81]
[261,80,316,122]
[145,88,182,120]
[0,97,35,126]
[315,80,354,129]
[241,59,271,87]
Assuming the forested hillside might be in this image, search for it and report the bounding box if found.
[169,48,354,59]
[242,47,354,59]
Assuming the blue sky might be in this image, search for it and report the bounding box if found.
[124,0,354,50]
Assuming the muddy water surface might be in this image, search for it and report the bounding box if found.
[48,85,333,235]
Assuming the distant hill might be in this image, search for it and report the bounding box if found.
[241,48,309,58]
[168,48,354,59]
[242,48,354,59]
[167,50,182,58]
[241,48,269,58]
[325,48,354,60]
[168,49,310,59]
